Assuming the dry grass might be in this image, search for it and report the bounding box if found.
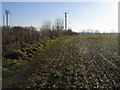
[3,34,120,89]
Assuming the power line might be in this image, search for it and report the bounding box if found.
[10,14,63,17]
[68,20,71,29]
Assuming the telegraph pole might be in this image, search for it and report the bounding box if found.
[64,12,67,30]
[3,15,5,26]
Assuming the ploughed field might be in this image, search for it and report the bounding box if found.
[5,34,120,89]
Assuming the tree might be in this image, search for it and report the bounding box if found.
[53,18,64,37]
[40,20,52,38]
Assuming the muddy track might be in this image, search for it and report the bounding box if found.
[3,35,120,89]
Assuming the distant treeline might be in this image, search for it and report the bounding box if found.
[2,25,77,46]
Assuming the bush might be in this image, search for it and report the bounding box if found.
[26,49,34,55]
[4,51,23,59]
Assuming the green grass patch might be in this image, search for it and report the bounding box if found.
[2,38,58,81]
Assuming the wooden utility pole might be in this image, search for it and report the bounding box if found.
[3,15,5,26]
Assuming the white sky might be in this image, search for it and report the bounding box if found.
[71,2,118,33]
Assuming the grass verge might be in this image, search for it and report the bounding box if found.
[2,38,58,85]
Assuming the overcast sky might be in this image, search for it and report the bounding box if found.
[2,1,118,32]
